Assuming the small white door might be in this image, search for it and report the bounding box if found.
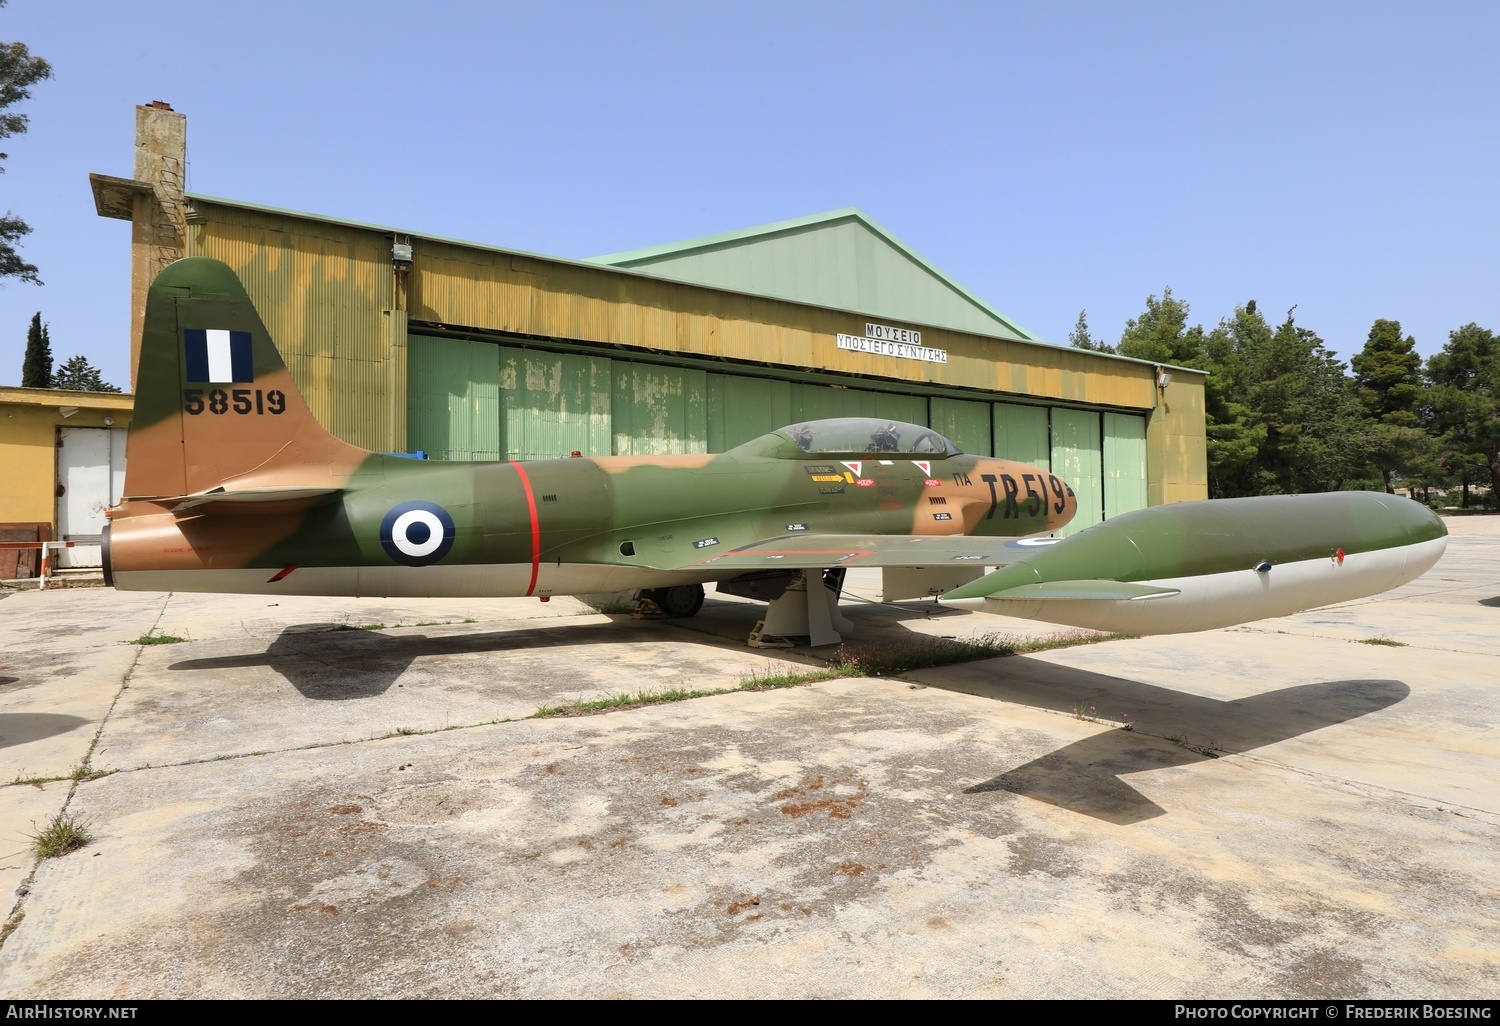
[56,427,128,569]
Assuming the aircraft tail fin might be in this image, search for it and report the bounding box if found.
[124,257,371,501]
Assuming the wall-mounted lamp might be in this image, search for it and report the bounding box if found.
[103,416,114,426]
[392,242,413,270]
[1157,372,1172,390]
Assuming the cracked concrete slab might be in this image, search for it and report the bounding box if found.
[95,611,779,770]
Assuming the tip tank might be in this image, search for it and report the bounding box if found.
[941,492,1447,634]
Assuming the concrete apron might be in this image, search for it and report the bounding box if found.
[0,518,1496,997]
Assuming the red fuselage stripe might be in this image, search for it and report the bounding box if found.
[512,462,542,596]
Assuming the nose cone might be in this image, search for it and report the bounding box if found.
[1414,499,1448,539]
[993,463,1078,535]
[1049,476,1078,534]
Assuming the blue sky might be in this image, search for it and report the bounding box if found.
[2,1,1496,391]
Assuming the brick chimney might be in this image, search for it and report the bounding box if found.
[89,103,187,391]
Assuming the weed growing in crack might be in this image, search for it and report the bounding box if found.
[126,632,185,646]
[31,811,94,858]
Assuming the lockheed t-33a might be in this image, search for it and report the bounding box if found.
[103,258,1447,646]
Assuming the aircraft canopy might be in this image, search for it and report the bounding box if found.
[764,418,961,458]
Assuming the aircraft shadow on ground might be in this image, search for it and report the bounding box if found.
[1477,596,1500,607]
[939,665,1410,825]
[168,619,684,701]
[165,613,1410,826]
[681,595,981,648]
[0,713,92,750]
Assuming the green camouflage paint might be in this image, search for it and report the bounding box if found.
[107,258,1074,594]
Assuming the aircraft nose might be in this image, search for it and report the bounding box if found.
[1050,474,1078,532]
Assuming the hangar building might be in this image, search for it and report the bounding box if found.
[89,103,1207,540]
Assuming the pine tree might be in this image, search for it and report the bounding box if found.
[0,20,53,284]
[20,310,50,387]
[1117,287,1205,366]
[1351,319,1428,493]
[1426,323,1500,506]
[1201,303,1270,497]
[1352,320,1422,426]
[51,354,120,393]
[1068,309,1112,352]
[1250,314,1374,493]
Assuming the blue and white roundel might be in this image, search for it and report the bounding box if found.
[380,501,456,567]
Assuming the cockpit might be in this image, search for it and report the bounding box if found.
[733,418,963,460]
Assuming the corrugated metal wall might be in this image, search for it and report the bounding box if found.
[1147,378,1207,507]
[929,398,992,457]
[188,199,1208,505]
[1051,408,1103,537]
[707,376,794,452]
[994,403,1050,470]
[499,347,611,460]
[410,341,944,462]
[407,336,500,460]
[791,383,926,426]
[612,364,710,455]
[186,205,396,450]
[403,236,1165,414]
[1104,412,1149,519]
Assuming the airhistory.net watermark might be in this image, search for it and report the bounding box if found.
[4,1008,137,1019]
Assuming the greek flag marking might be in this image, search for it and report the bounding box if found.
[183,329,253,383]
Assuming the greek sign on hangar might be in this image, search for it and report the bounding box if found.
[836,322,948,365]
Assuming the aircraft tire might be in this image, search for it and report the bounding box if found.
[648,584,705,618]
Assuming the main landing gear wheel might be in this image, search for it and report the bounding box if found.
[642,584,705,618]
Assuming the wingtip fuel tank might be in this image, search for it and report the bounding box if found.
[940,491,1446,634]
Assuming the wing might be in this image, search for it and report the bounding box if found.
[678,532,1059,572]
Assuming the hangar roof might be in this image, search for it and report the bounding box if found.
[588,208,1040,344]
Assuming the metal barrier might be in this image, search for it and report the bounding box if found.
[0,540,77,589]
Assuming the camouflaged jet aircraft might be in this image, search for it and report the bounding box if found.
[104,257,1448,644]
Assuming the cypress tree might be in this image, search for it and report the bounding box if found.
[21,311,50,387]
